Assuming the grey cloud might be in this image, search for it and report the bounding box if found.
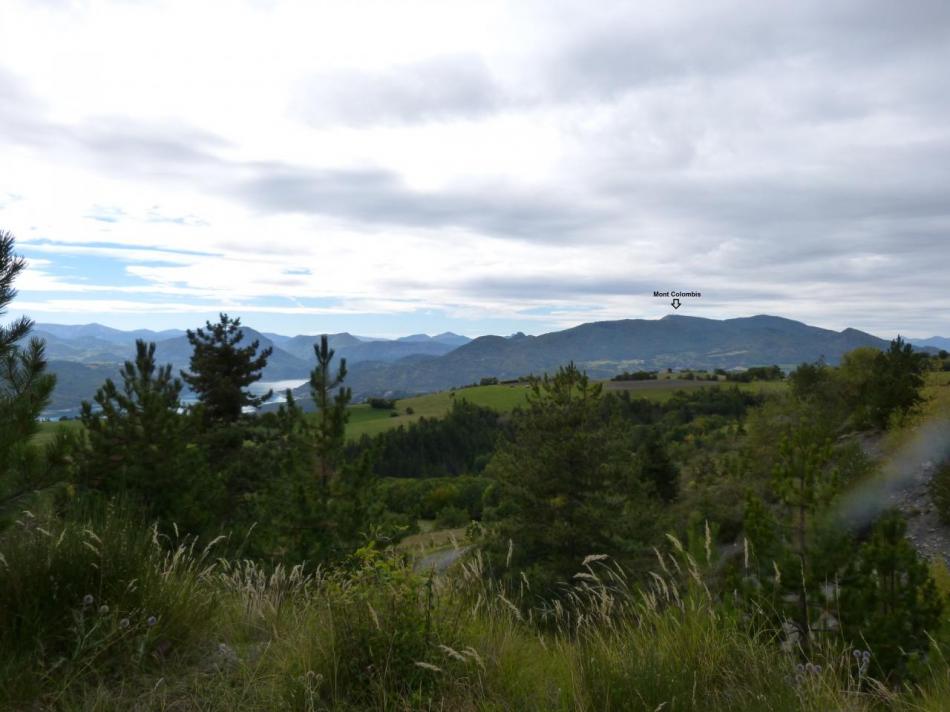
[233,163,608,241]
[295,54,504,126]
[393,274,787,303]
[4,1,950,336]
[547,0,950,102]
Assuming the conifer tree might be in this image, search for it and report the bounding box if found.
[773,422,840,650]
[181,313,272,424]
[309,334,350,494]
[484,363,656,593]
[80,340,200,521]
[636,428,678,502]
[0,230,56,495]
[866,336,925,429]
[840,512,943,679]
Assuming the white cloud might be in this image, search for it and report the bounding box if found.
[0,0,948,337]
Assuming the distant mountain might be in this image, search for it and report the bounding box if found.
[279,332,364,362]
[35,323,184,344]
[153,327,310,381]
[433,332,471,346]
[395,332,471,346]
[43,360,123,415]
[910,336,950,350]
[32,323,469,415]
[338,339,459,364]
[35,316,908,414]
[296,315,898,402]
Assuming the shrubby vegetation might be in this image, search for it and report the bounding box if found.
[2,229,950,709]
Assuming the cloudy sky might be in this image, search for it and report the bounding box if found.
[1,0,948,338]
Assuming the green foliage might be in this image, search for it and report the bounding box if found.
[725,364,784,382]
[930,461,950,525]
[181,313,272,425]
[866,336,926,428]
[840,511,944,680]
[483,363,658,593]
[79,340,207,526]
[611,369,657,381]
[0,499,218,704]
[0,230,57,508]
[790,339,926,433]
[367,396,396,409]
[310,334,350,494]
[351,399,506,479]
[377,475,491,521]
[435,504,469,528]
[634,428,678,502]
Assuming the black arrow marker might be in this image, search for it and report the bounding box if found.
[671,298,681,309]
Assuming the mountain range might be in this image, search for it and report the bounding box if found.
[26,315,940,416]
[27,325,471,415]
[909,336,950,351]
[306,314,909,403]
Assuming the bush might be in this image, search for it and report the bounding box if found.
[273,546,465,709]
[0,498,218,703]
[930,461,950,524]
[436,505,469,529]
[368,397,397,409]
[611,370,657,382]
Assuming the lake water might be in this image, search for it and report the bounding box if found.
[43,379,309,420]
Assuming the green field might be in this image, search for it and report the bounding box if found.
[344,383,533,439]
[344,379,788,439]
[33,419,83,447]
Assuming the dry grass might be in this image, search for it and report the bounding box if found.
[2,508,945,711]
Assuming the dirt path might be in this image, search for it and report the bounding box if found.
[415,546,470,574]
[841,420,950,565]
[886,459,950,565]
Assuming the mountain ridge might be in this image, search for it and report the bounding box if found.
[30,315,926,415]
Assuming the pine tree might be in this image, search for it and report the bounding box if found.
[866,336,925,429]
[0,230,56,499]
[181,313,272,424]
[309,334,350,495]
[80,340,202,523]
[840,512,943,680]
[636,428,678,502]
[484,363,657,593]
[772,421,840,650]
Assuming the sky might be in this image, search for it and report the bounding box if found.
[1,0,948,339]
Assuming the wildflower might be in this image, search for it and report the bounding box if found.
[82,594,95,607]
[147,615,157,627]
[98,605,109,615]
[119,618,130,630]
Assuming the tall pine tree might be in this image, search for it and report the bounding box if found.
[0,230,56,503]
[309,334,350,495]
[181,313,272,424]
[840,512,943,680]
[80,340,205,524]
